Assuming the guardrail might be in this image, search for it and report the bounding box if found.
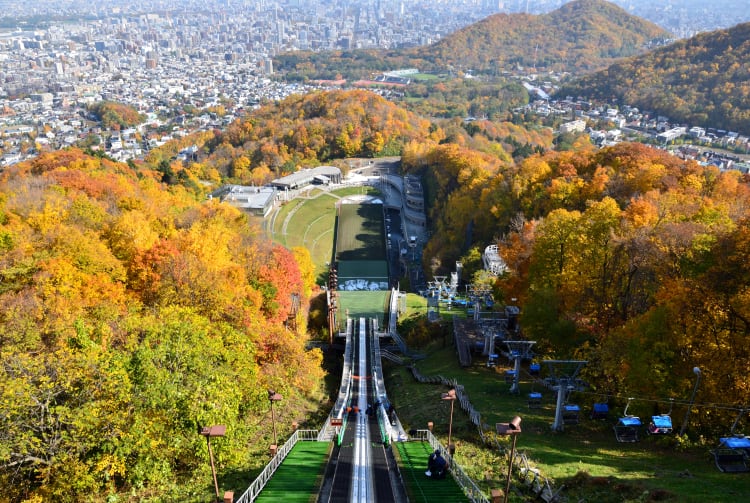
[234,429,319,503]
[330,319,354,421]
[412,429,490,503]
[370,319,396,444]
[336,413,349,446]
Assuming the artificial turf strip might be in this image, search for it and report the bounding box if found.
[254,441,332,503]
[395,441,471,503]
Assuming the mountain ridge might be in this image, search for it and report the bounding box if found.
[275,0,670,79]
[421,0,670,74]
[556,21,750,133]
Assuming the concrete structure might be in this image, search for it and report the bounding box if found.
[210,185,277,217]
[270,166,342,190]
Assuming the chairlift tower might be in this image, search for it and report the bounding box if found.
[467,284,492,321]
[480,321,495,357]
[543,360,588,432]
[504,340,536,394]
[433,276,448,296]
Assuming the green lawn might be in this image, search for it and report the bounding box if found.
[335,202,386,261]
[384,342,750,502]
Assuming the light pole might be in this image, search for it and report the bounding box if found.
[496,416,522,503]
[268,390,283,454]
[441,389,457,454]
[679,367,701,436]
[199,424,226,502]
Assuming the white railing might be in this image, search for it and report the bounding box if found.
[320,319,355,442]
[370,319,395,444]
[332,320,354,418]
[234,429,319,503]
[413,429,491,503]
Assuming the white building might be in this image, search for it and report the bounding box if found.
[560,119,586,135]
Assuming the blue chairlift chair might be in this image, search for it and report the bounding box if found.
[562,404,581,425]
[713,437,750,473]
[529,362,541,376]
[487,353,498,368]
[527,379,542,409]
[614,399,641,442]
[648,399,674,435]
[591,402,609,420]
[528,392,542,409]
[711,408,750,473]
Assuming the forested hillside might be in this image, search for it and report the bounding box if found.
[426,0,669,73]
[558,21,750,132]
[214,90,432,179]
[0,149,324,501]
[3,85,750,501]
[405,138,750,422]
[142,89,552,189]
[274,0,668,80]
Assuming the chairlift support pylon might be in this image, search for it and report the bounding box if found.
[504,340,536,394]
[543,360,587,432]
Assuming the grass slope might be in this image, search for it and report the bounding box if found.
[265,186,381,280]
[335,202,386,261]
[384,342,750,502]
[337,291,389,330]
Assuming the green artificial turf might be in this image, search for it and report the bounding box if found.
[337,291,389,330]
[254,441,331,503]
[395,441,470,502]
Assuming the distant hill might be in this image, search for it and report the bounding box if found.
[274,0,669,80]
[556,21,750,133]
[421,0,670,73]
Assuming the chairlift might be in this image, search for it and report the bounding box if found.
[529,362,541,375]
[528,391,542,409]
[614,398,642,442]
[712,408,750,473]
[591,402,609,420]
[562,403,581,425]
[486,353,498,368]
[648,399,674,435]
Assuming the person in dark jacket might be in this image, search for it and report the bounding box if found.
[426,449,447,478]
